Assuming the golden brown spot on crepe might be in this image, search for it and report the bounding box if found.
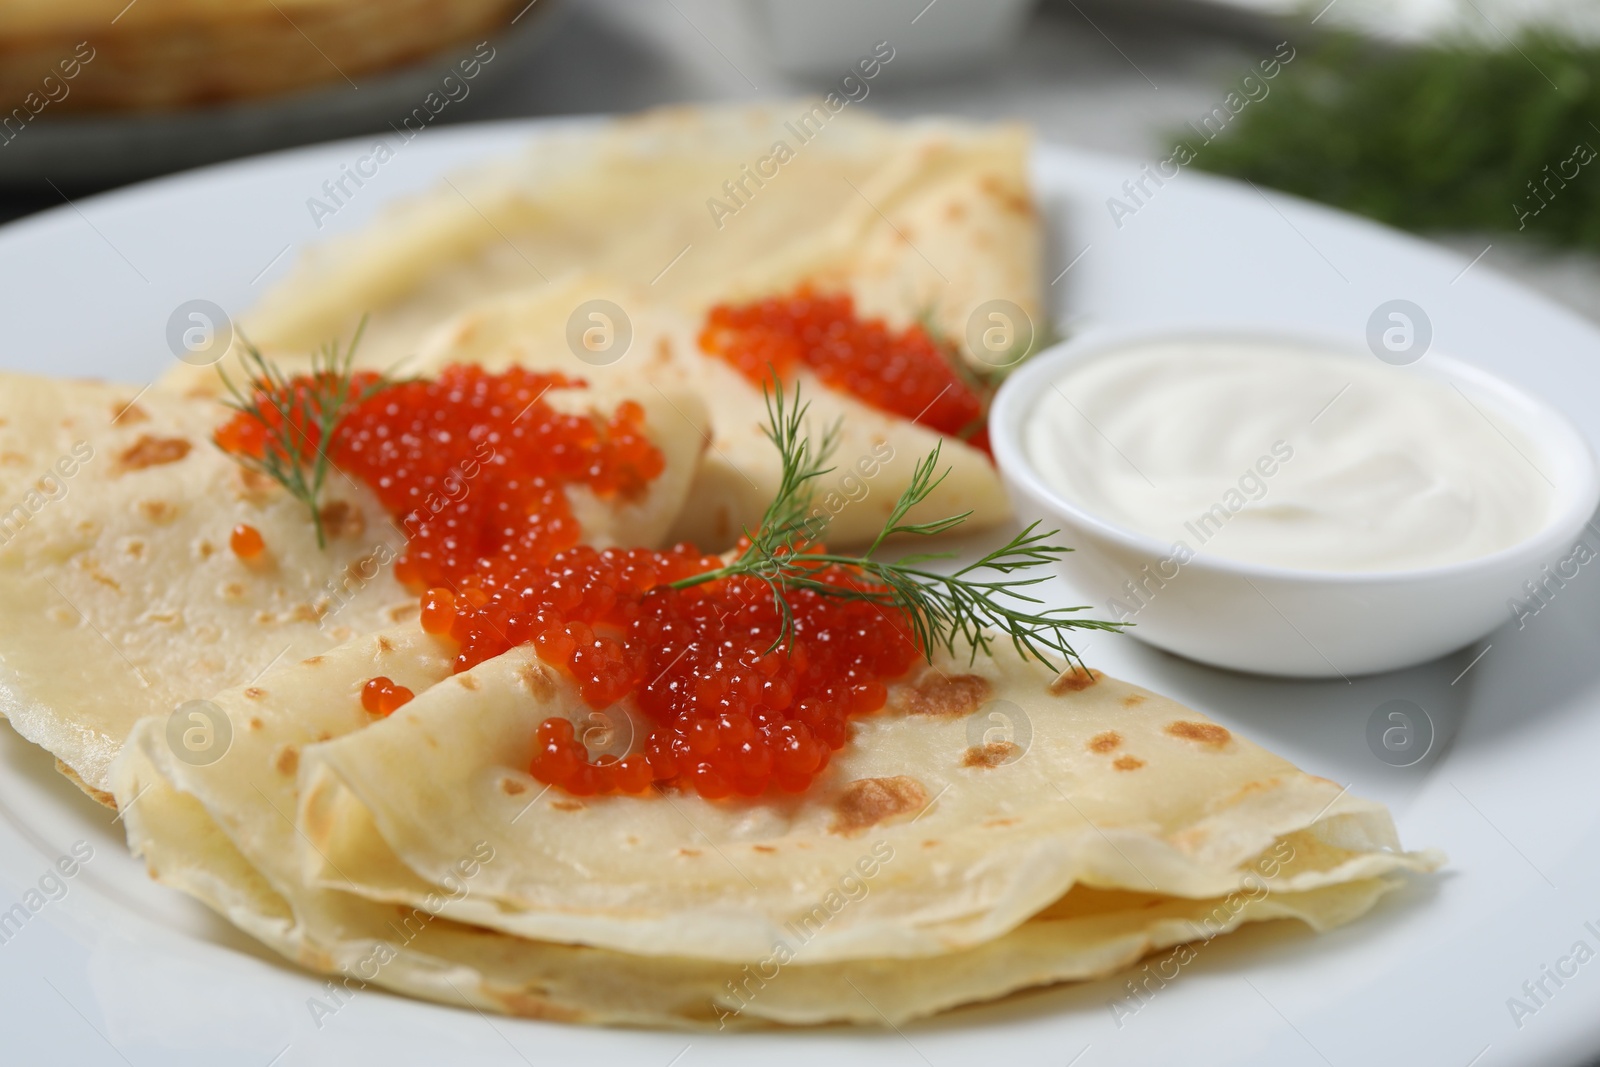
[301,655,324,666]
[677,848,702,858]
[113,400,149,424]
[47,607,74,625]
[963,741,1019,768]
[490,988,584,1023]
[517,661,557,701]
[945,200,968,221]
[500,778,529,796]
[142,609,179,625]
[1113,755,1146,771]
[273,745,299,776]
[1166,721,1231,747]
[900,674,990,717]
[1122,693,1147,708]
[79,560,121,592]
[0,451,26,467]
[1221,777,1282,805]
[1049,666,1102,694]
[290,602,325,623]
[247,717,263,732]
[455,675,481,692]
[1088,730,1121,754]
[137,499,178,524]
[197,540,217,560]
[234,467,277,500]
[244,687,267,701]
[119,435,192,471]
[551,799,584,812]
[985,817,1019,828]
[315,730,333,742]
[980,173,1033,214]
[54,758,116,810]
[922,840,939,848]
[387,602,419,623]
[318,500,365,540]
[655,336,674,365]
[377,635,396,653]
[120,538,147,560]
[221,582,246,601]
[752,845,777,853]
[830,776,929,835]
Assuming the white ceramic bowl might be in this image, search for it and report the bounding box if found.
[990,326,1600,678]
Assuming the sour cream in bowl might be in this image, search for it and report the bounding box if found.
[989,328,1600,677]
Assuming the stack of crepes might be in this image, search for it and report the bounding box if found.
[0,104,1441,1026]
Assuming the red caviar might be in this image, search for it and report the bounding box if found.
[217,363,920,799]
[361,676,414,716]
[700,288,988,451]
[432,542,918,797]
[215,365,665,585]
[230,523,265,559]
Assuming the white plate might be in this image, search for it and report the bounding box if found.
[2,119,1598,1067]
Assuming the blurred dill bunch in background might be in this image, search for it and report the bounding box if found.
[1194,28,1600,249]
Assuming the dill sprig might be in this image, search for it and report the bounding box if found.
[215,317,396,547]
[669,380,1126,670]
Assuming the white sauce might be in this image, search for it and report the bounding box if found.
[1025,340,1553,572]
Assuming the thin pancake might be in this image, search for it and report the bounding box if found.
[0,371,708,795]
[295,641,1441,962]
[111,627,1419,1027]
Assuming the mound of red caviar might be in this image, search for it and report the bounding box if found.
[216,364,665,584]
[218,362,921,799]
[700,288,989,451]
[418,542,918,798]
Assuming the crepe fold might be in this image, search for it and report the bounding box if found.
[108,625,1437,1026]
[159,104,1038,548]
[0,370,707,797]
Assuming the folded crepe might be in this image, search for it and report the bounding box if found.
[171,104,1041,377]
[295,639,1438,963]
[108,624,1437,1026]
[0,370,707,799]
[409,276,1012,547]
[158,104,1038,547]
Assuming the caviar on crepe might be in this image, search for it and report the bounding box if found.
[229,523,265,559]
[361,676,414,716]
[700,288,991,451]
[216,343,1118,802]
